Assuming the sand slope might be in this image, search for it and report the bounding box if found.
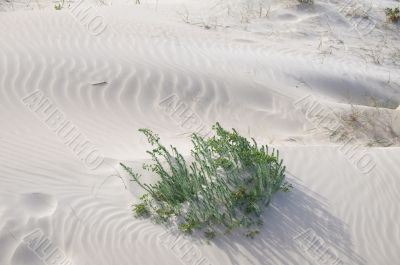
[1,1,400,264]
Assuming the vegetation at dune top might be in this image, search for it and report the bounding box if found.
[120,123,291,239]
[385,7,400,23]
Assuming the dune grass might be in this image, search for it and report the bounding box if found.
[121,123,290,238]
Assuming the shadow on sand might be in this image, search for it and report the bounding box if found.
[212,175,365,265]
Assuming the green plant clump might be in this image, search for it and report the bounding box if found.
[385,7,400,23]
[121,123,290,238]
[54,0,64,10]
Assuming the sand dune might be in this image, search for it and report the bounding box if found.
[1,0,400,264]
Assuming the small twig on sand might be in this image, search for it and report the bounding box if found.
[91,81,108,86]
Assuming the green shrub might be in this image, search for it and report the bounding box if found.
[385,7,400,23]
[121,123,290,238]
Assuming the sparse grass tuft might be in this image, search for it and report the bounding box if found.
[121,123,289,238]
[298,0,314,4]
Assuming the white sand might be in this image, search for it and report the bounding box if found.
[1,0,400,264]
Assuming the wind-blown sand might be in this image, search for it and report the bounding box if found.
[1,0,400,264]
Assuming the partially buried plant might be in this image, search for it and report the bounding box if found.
[121,123,291,238]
